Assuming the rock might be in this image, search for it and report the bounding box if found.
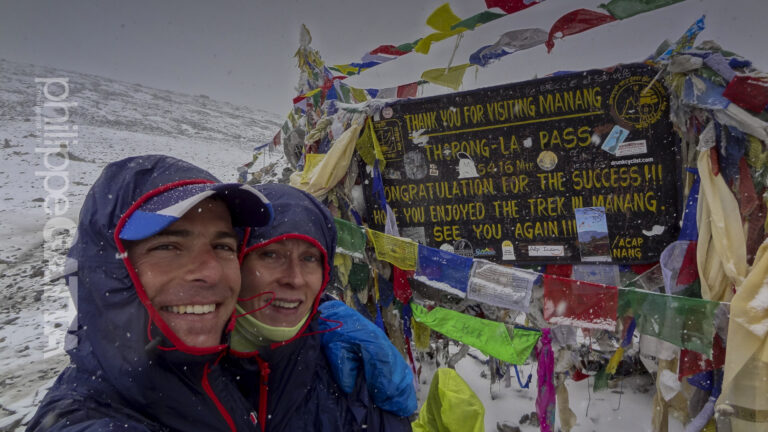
[496,421,522,432]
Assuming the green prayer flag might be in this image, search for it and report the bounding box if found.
[593,366,610,392]
[335,217,366,258]
[397,40,420,52]
[348,261,370,293]
[618,288,718,355]
[451,11,506,31]
[411,303,540,364]
[599,0,685,20]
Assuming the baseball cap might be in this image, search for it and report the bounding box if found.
[119,182,273,241]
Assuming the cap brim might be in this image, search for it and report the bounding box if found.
[119,183,272,241]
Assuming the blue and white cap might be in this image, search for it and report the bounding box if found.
[119,182,273,241]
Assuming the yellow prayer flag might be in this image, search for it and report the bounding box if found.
[368,229,418,270]
[414,28,465,54]
[414,3,466,54]
[412,317,432,350]
[426,3,461,32]
[421,64,472,91]
[350,86,369,103]
[332,64,361,76]
[300,153,325,184]
[356,118,386,169]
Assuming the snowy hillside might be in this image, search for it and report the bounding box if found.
[0,59,283,430]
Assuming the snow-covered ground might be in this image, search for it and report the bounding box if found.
[0,59,678,431]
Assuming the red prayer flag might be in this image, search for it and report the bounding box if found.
[545,264,572,278]
[485,0,543,14]
[709,147,720,177]
[393,266,414,303]
[370,44,410,57]
[546,9,617,52]
[542,274,618,330]
[678,334,725,379]
[630,262,657,275]
[675,241,699,286]
[396,82,419,98]
[723,75,768,112]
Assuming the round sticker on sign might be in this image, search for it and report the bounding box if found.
[382,106,393,119]
[537,150,558,171]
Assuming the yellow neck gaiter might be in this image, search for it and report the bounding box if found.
[231,304,309,352]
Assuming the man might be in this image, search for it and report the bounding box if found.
[29,155,273,431]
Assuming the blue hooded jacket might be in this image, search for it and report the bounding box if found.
[27,156,261,432]
[231,183,412,432]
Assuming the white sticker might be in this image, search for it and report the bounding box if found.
[615,139,647,157]
[643,225,666,236]
[528,245,565,257]
[502,240,516,260]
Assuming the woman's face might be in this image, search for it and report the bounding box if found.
[240,238,325,328]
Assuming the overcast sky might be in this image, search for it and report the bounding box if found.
[3,0,766,115]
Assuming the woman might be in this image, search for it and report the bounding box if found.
[230,183,413,431]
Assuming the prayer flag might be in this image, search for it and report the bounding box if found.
[421,64,472,90]
[619,288,718,355]
[543,274,618,331]
[599,0,685,20]
[335,217,367,258]
[415,245,473,297]
[412,303,540,365]
[485,0,544,14]
[467,260,536,311]
[546,9,617,52]
[369,229,418,270]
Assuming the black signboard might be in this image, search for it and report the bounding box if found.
[364,63,681,264]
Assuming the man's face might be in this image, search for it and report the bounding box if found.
[240,238,324,328]
[126,198,240,347]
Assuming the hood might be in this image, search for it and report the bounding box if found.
[66,155,239,401]
[236,183,336,351]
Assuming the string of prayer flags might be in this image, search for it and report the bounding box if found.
[415,245,474,297]
[469,28,548,67]
[542,274,618,331]
[411,303,540,365]
[598,0,684,20]
[334,217,366,259]
[368,229,418,270]
[545,9,617,53]
[466,260,536,312]
[618,288,718,355]
[420,64,472,90]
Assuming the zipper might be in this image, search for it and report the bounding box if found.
[254,355,270,432]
